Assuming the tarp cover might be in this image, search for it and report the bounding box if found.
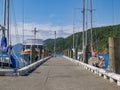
[0,36,8,53]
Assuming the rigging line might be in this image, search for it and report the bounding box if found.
[11,0,20,43]
[112,0,115,36]
[9,12,12,45]
[22,0,24,43]
[3,0,6,35]
[112,0,114,24]
[0,0,3,24]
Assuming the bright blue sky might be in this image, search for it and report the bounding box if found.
[0,0,120,44]
[13,0,120,25]
[0,0,119,25]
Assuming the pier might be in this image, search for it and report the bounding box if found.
[0,56,120,90]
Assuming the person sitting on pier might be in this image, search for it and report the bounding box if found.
[92,56,105,68]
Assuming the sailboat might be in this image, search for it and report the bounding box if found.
[0,0,12,68]
[0,0,28,69]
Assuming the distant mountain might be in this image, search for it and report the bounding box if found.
[44,38,65,53]
[44,39,54,44]
[44,24,120,53]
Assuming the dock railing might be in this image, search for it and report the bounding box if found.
[63,56,120,86]
[0,56,51,76]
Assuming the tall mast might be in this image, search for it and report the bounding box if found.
[73,9,75,52]
[90,0,93,46]
[3,0,7,35]
[82,0,85,49]
[85,0,88,46]
[7,0,10,45]
[22,0,24,43]
[54,31,56,57]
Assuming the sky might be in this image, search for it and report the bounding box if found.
[0,0,120,44]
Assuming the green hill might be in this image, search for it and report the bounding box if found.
[44,24,120,53]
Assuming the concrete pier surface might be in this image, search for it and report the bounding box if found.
[0,57,120,90]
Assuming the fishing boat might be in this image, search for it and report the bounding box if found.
[21,39,45,63]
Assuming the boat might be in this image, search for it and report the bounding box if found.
[0,0,12,68]
[21,39,45,64]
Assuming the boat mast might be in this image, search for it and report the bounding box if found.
[73,9,75,58]
[22,0,24,43]
[3,0,7,36]
[54,31,56,57]
[85,0,88,46]
[90,0,93,46]
[82,0,85,50]
[7,0,10,46]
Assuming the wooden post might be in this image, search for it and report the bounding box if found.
[85,45,89,64]
[71,49,73,58]
[30,45,35,64]
[109,37,120,74]
[83,47,86,63]
[75,48,78,60]
[68,49,70,57]
[69,49,71,57]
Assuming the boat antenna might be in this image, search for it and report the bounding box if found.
[32,27,39,40]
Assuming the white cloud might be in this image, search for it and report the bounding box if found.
[4,21,112,45]
[9,22,82,44]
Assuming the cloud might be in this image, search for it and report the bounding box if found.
[8,21,112,45]
[9,22,82,44]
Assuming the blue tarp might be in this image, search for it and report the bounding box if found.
[97,54,109,69]
[0,36,8,53]
[0,36,19,68]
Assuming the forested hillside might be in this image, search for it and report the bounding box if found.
[44,24,120,53]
